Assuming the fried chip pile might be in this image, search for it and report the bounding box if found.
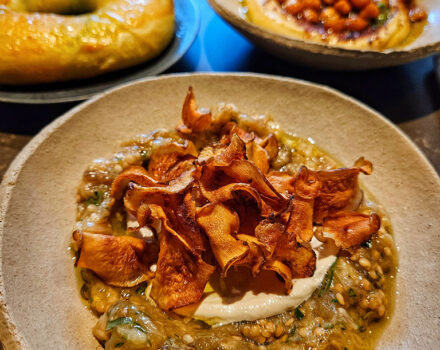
[74,88,381,311]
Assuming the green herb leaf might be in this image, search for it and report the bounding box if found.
[133,323,147,333]
[294,307,304,320]
[318,258,338,297]
[285,326,297,343]
[358,325,366,332]
[85,191,104,206]
[106,317,133,331]
[331,298,339,303]
[136,284,147,295]
[374,4,390,26]
[361,239,372,249]
[349,288,357,297]
[114,342,124,348]
[376,270,383,279]
[324,323,334,329]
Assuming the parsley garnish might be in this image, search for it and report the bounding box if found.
[136,283,147,295]
[114,343,124,348]
[285,326,297,342]
[294,307,304,320]
[324,323,334,329]
[318,258,338,297]
[349,288,357,297]
[106,317,147,334]
[85,190,104,206]
[331,298,339,303]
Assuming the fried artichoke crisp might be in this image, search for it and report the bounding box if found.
[74,87,381,312]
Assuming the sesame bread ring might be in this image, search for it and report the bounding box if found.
[0,0,174,84]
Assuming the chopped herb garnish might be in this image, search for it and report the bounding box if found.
[140,150,149,160]
[358,325,366,332]
[133,323,147,333]
[85,190,104,206]
[285,326,297,342]
[361,239,372,249]
[114,342,124,348]
[324,323,334,329]
[136,283,147,295]
[331,298,339,303]
[106,317,133,330]
[318,258,338,297]
[376,270,383,279]
[294,307,304,320]
[374,3,390,26]
[349,288,357,297]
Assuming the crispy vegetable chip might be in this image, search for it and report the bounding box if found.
[151,232,215,310]
[286,196,314,243]
[267,171,295,196]
[123,169,195,212]
[258,134,278,160]
[294,166,321,200]
[197,203,249,275]
[235,234,265,276]
[111,166,160,199]
[247,141,270,174]
[323,212,381,248]
[177,87,212,134]
[73,231,156,287]
[148,141,197,181]
[255,217,285,259]
[313,158,373,223]
[263,259,293,293]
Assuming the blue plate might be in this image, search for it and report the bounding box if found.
[0,0,200,104]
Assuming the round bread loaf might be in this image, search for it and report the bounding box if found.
[0,0,174,84]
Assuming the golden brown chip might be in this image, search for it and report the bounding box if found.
[110,166,160,199]
[176,87,212,134]
[258,133,279,161]
[246,141,270,174]
[262,259,293,293]
[286,196,314,243]
[254,216,285,259]
[267,171,295,196]
[73,231,156,287]
[123,168,195,212]
[294,166,321,200]
[209,134,247,166]
[197,203,249,275]
[313,159,372,223]
[148,141,197,181]
[235,234,266,276]
[150,232,215,310]
[323,212,381,248]
[273,234,317,279]
[219,122,255,144]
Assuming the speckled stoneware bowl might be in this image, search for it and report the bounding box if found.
[0,74,439,349]
[208,0,440,70]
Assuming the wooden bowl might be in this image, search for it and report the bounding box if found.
[1,74,439,349]
[208,0,440,70]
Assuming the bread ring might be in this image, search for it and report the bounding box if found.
[0,0,174,85]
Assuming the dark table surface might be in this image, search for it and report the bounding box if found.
[1,0,439,180]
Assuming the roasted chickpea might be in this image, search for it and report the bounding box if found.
[350,0,371,9]
[304,8,320,23]
[302,0,322,11]
[345,16,369,31]
[323,0,336,4]
[284,0,304,15]
[409,7,427,22]
[320,6,338,21]
[324,14,346,32]
[334,0,352,15]
[360,3,380,19]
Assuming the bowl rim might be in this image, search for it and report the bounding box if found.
[207,0,440,58]
[1,72,439,349]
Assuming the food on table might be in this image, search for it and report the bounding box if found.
[0,0,174,85]
[72,88,397,349]
[242,0,427,50]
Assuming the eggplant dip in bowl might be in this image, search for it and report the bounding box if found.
[71,88,397,350]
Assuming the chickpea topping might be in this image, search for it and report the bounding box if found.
[275,323,285,337]
[299,327,308,338]
[336,292,345,305]
[384,246,392,256]
[323,0,335,4]
[304,8,320,23]
[302,0,321,10]
[360,3,380,20]
[314,327,325,337]
[333,283,344,293]
[183,334,194,344]
[369,270,378,279]
[360,278,371,291]
[345,16,369,31]
[334,0,351,15]
[285,318,294,327]
[232,335,242,341]
[410,7,427,22]
[360,298,369,309]
[359,257,371,269]
[261,329,271,338]
[350,0,370,9]
[350,251,360,261]
[371,249,380,260]
[378,304,386,317]
[250,324,261,338]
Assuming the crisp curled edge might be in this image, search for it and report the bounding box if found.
[73,230,156,287]
[176,87,212,134]
[150,232,215,310]
[322,211,381,249]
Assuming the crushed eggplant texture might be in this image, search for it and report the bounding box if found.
[73,99,397,350]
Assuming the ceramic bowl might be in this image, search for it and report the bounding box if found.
[208,0,440,70]
[0,73,439,349]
